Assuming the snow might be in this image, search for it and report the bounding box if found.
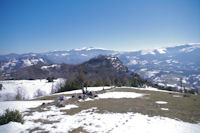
[180,44,200,53]
[140,60,148,65]
[98,92,144,99]
[140,68,147,71]
[146,70,160,78]
[41,64,60,69]
[161,108,169,111]
[81,54,87,56]
[155,101,168,104]
[74,47,105,51]
[117,86,179,94]
[50,104,78,111]
[0,100,53,114]
[128,60,138,65]
[0,59,17,71]
[156,48,166,54]
[22,58,44,67]
[61,53,70,56]
[0,122,27,133]
[1,107,200,133]
[0,79,65,101]
[141,49,155,55]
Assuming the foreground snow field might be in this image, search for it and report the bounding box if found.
[1,104,200,133]
[0,100,53,115]
[0,79,65,101]
[0,87,200,133]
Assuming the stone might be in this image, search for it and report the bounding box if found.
[56,101,65,108]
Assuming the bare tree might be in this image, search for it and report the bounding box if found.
[77,67,86,94]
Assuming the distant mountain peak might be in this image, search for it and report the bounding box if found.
[73,47,106,51]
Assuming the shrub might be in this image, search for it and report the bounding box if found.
[57,80,80,93]
[0,109,24,125]
[47,77,55,82]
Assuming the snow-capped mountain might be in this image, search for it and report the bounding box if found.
[42,47,116,64]
[118,43,200,90]
[1,44,200,91]
[0,54,50,72]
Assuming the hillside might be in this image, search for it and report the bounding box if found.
[5,55,145,87]
[0,87,200,132]
[1,43,200,91]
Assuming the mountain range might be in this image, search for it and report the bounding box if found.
[0,43,200,91]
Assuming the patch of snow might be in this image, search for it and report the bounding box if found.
[22,58,44,67]
[0,100,53,114]
[41,64,60,70]
[0,78,65,101]
[119,86,179,94]
[141,49,155,55]
[51,104,78,111]
[140,68,147,72]
[161,108,169,111]
[61,53,70,56]
[146,70,160,78]
[155,101,168,104]
[180,44,200,53]
[74,47,105,51]
[156,48,166,54]
[98,92,144,99]
[166,59,172,63]
[140,60,148,65]
[0,122,27,133]
[81,54,87,56]
[0,59,18,71]
[128,60,138,65]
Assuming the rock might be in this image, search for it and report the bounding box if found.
[88,91,94,96]
[183,94,189,97]
[56,101,65,108]
[58,96,64,101]
[72,94,77,98]
[0,84,2,91]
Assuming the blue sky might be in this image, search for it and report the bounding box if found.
[0,0,200,54]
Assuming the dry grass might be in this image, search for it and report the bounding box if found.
[29,87,200,124]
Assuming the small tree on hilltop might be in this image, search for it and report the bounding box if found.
[77,67,86,94]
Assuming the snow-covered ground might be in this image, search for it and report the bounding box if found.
[80,92,144,102]
[0,100,53,115]
[155,101,168,104]
[0,87,200,133]
[0,107,200,133]
[98,92,144,99]
[0,79,65,101]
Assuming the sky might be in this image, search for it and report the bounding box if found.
[0,0,200,54]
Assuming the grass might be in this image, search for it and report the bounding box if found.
[69,127,89,133]
[61,88,200,123]
[28,87,200,126]
[34,119,59,124]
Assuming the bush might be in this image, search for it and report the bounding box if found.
[47,77,55,82]
[0,109,24,125]
[57,80,80,93]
